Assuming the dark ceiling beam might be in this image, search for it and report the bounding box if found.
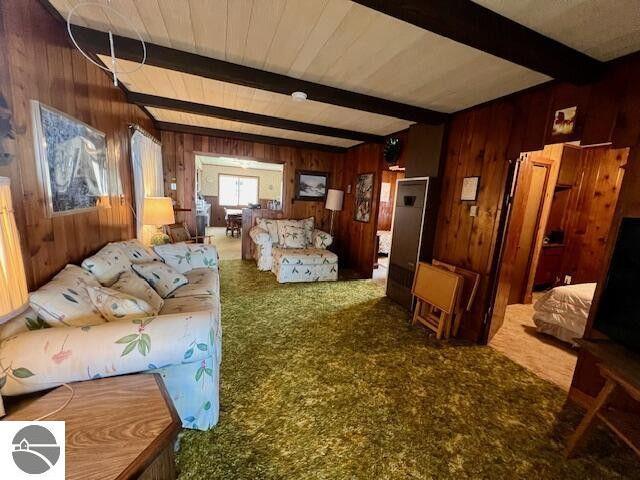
[129,92,383,143]
[69,25,448,124]
[352,0,604,84]
[155,121,348,153]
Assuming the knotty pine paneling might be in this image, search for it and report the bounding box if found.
[0,0,156,290]
[376,170,403,231]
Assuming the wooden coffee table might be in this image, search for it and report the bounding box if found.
[6,374,181,480]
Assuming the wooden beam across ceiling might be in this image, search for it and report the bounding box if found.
[155,122,348,153]
[70,25,448,124]
[128,92,384,143]
[352,0,605,84]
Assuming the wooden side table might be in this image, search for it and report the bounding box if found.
[6,374,181,480]
[565,340,640,458]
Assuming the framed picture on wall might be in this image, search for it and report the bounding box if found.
[460,176,480,201]
[295,170,329,201]
[354,172,375,223]
[31,100,110,217]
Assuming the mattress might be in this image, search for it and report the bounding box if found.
[532,283,596,345]
[377,230,392,254]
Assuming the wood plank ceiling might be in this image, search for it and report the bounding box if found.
[48,0,640,148]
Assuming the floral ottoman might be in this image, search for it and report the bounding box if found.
[271,247,338,283]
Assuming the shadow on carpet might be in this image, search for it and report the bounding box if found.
[176,260,639,479]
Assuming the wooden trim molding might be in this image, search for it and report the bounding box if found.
[69,25,449,124]
[352,0,604,84]
[129,92,383,143]
[155,121,348,153]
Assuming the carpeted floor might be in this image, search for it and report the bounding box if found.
[176,260,639,479]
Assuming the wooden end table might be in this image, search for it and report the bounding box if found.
[6,374,181,480]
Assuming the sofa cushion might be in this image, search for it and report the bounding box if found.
[276,217,314,246]
[272,247,338,266]
[112,239,162,264]
[132,262,188,298]
[0,307,51,340]
[256,218,279,244]
[81,244,131,286]
[281,225,307,249]
[160,295,216,315]
[29,265,106,328]
[153,243,218,274]
[111,271,164,314]
[168,268,219,298]
[87,286,157,322]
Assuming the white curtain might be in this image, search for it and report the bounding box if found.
[131,129,164,242]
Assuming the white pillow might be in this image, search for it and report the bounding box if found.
[256,218,279,244]
[276,218,314,246]
[153,243,218,274]
[0,307,50,340]
[111,271,164,314]
[87,286,156,322]
[281,225,307,249]
[112,239,162,264]
[29,265,106,328]
[81,244,131,286]
[132,262,188,298]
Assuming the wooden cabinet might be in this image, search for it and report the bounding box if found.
[534,244,565,289]
[557,145,581,187]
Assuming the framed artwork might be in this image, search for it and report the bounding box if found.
[552,106,577,136]
[31,101,110,217]
[460,176,480,201]
[295,170,329,200]
[354,172,374,223]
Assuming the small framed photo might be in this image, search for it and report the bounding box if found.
[552,106,577,136]
[461,176,480,201]
[295,170,329,201]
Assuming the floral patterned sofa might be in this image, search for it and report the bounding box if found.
[0,240,221,431]
[249,217,338,283]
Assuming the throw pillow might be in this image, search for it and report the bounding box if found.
[112,239,162,264]
[81,244,131,286]
[132,262,188,298]
[153,243,218,274]
[256,218,279,243]
[111,270,164,314]
[87,286,156,322]
[29,264,106,328]
[0,307,51,341]
[276,218,314,246]
[281,225,307,248]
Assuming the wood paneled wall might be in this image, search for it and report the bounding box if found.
[160,130,343,237]
[0,0,155,289]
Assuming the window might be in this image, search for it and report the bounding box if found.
[219,174,259,206]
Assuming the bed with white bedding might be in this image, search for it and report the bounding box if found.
[377,230,392,255]
[533,283,596,345]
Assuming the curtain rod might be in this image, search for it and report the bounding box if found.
[129,124,161,145]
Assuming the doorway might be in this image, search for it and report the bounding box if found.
[372,169,404,285]
[487,142,628,390]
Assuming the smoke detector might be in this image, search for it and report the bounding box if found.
[291,91,308,102]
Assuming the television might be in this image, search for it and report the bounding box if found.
[593,217,640,352]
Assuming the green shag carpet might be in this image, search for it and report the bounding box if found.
[177,260,639,479]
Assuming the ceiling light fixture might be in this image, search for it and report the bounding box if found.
[291,91,308,102]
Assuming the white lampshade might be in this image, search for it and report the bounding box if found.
[325,189,344,212]
[0,177,29,324]
[143,197,175,226]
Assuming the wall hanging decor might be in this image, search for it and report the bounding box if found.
[295,170,329,200]
[460,176,480,201]
[354,172,375,222]
[552,106,577,136]
[32,101,110,217]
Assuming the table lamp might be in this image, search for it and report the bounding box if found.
[143,197,175,245]
[0,177,29,417]
[325,189,344,236]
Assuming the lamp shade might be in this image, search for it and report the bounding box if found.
[325,189,344,211]
[0,177,29,324]
[143,197,175,226]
